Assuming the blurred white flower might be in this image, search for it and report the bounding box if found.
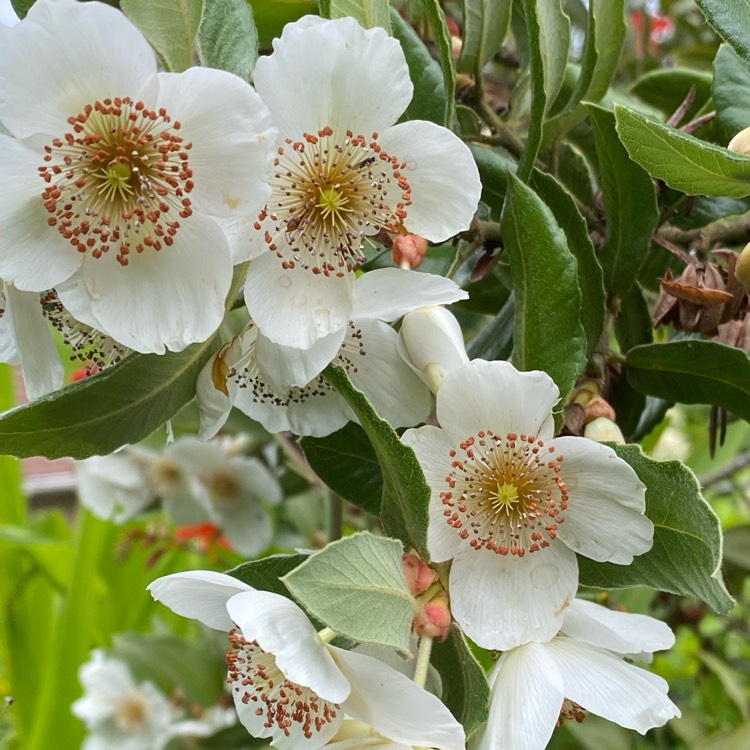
[397,306,468,395]
[476,599,680,750]
[197,269,466,438]
[0,0,275,353]
[243,15,480,351]
[72,650,173,750]
[148,571,465,750]
[402,359,653,650]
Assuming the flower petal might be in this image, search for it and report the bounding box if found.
[476,643,563,750]
[253,15,412,137]
[347,318,431,428]
[147,570,251,631]
[331,646,465,750]
[226,590,351,703]
[352,268,468,322]
[142,68,275,221]
[0,135,82,290]
[0,0,156,138]
[436,360,559,444]
[245,252,354,349]
[547,637,681,733]
[56,212,232,353]
[449,541,578,650]
[377,120,481,242]
[401,424,462,563]
[554,436,653,564]
[561,599,675,655]
[256,328,344,389]
[3,283,64,400]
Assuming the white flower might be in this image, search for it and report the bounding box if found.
[243,15,480,350]
[324,718,439,749]
[476,599,680,750]
[397,306,469,395]
[77,449,156,523]
[0,0,275,354]
[148,570,465,750]
[72,650,174,750]
[402,360,654,650]
[163,437,281,556]
[197,269,467,438]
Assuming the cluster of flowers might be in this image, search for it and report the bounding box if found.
[77,433,281,557]
[0,2,682,749]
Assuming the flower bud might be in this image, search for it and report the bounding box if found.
[584,417,625,444]
[583,395,616,423]
[392,234,428,269]
[397,306,468,395]
[728,126,750,155]
[414,593,452,641]
[402,553,438,597]
[736,242,750,291]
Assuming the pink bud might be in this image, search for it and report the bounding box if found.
[392,234,428,270]
[402,553,437,597]
[414,593,452,641]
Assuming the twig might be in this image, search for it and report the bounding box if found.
[699,449,750,488]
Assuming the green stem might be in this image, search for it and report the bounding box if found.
[413,635,434,688]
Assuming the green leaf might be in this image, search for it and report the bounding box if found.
[631,67,712,120]
[614,104,750,198]
[227,553,309,597]
[282,532,413,652]
[626,340,750,421]
[121,0,204,72]
[466,294,515,362]
[713,43,750,135]
[457,0,512,75]
[390,8,446,125]
[502,172,587,398]
[696,0,750,65]
[421,0,456,127]
[588,104,659,296]
[579,444,733,613]
[535,0,571,112]
[530,170,605,357]
[555,2,596,116]
[328,0,390,30]
[195,0,258,80]
[0,336,219,459]
[468,143,515,217]
[431,624,490,739]
[586,0,626,100]
[10,0,32,19]
[300,423,382,516]
[517,0,547,181]
[723,525,750,570]
[324,365,431,556]
[249,0,317,48]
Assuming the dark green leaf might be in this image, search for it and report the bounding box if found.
[249,0,317,48]
[696,0,750,65]
[614,104,750,198]
[457,0,512,75]
[431,624,490,739]
[227,553,309,597]
[466,293,515,361]
[300,423,382,516]
[0,337,219,460]
[10,0,32,19]
[556,141,594,206]
[391,8,446,125]
[555,2,596,116]
[503,172,587,397]
[121,0,204,72]
[535,0,571,112]
[421,0,456,127]
[630,68,712,121]
[324,365,430,556]
[626,340,750,421]
[468,143,515,217]
[579,444,733,613]
[195,0,258,80]
[530,170,605,357]
[517,0,547,181]
[586,0,626,100]
[588,104,659,296]
[713,44,750,136]
[328,0,390,30]
[614,282,653,354]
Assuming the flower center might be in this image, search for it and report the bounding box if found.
[39,97,194,266]
[557,698,587,726]
[258,126,412,276]
[226,629,339,740]
[441,430,568,556]
[40,290,129,373]
[114,693,149,731]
